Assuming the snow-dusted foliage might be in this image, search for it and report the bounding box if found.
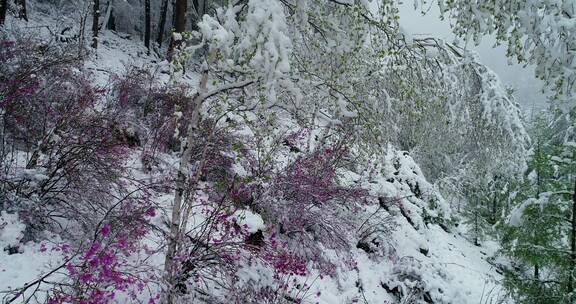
[0,0,554,303]
[499,110,576,303]
[1,36,128,240]
[429,0,576,103]
[0,33,163,303]
[198,0,291,90]
[272,0,530,190]
[389,46,529,184]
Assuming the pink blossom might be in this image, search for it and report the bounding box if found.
[100,224,110,237]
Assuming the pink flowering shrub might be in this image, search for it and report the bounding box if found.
[0,37,81,148]
[1,35,381,304]
[165,181,311,302]
[282,129,310,153]
[96,76,255,299]
[110,68,197,155]
[113,71,178,150]
[226,230,316,304]
[261,231,307,278]
[169,200,252,296]
[2,196,159,303]
[0,38,163,304]
[48,200,158,303]
[0,40,103,237]
[253,143,368,275]
[110,70,252,192]
[0,37,167,244]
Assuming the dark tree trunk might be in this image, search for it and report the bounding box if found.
[156,0,169,47]
[91,0,100,49]
[101,0,114,31]
[474,208,480,246]
[171,0,177,30]
[107,8,116,31]
[490,192,497,224]
[570,178,576,293]
[190,0,204,31]
[0,0,7,26]
[167,0,186,58]
[173,0,187,36]
[144,0,151,53]
[14,0,26,21]
[534,141,541,281]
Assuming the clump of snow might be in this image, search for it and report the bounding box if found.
[234,209,265,233]
[508,195,555,227]
[337,96,358,118]
[172,32,183,41]
[0,212,25,246]
[0,213,66,299]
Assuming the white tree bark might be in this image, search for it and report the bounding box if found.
[163,66,209,304]
[162,57,254,302]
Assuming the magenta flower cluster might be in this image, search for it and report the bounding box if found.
[47,202,158,304]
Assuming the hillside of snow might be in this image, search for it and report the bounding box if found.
[0,6,512,304]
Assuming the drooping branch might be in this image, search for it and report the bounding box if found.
[200,79,255,101]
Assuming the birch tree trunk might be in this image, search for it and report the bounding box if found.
[162,58,254,301]
[534,140,541,280]
[163,67,209,304]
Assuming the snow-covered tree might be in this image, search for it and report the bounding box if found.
[429,0,576,103]
[7,1,576,303]
[502,111,576,303]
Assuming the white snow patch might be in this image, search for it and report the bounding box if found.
[234,209,265,233]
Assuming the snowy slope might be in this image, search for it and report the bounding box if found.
[0,11,508,304]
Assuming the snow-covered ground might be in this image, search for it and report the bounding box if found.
[0,10,509,304]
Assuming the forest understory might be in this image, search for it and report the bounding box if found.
[1,0,576,304]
